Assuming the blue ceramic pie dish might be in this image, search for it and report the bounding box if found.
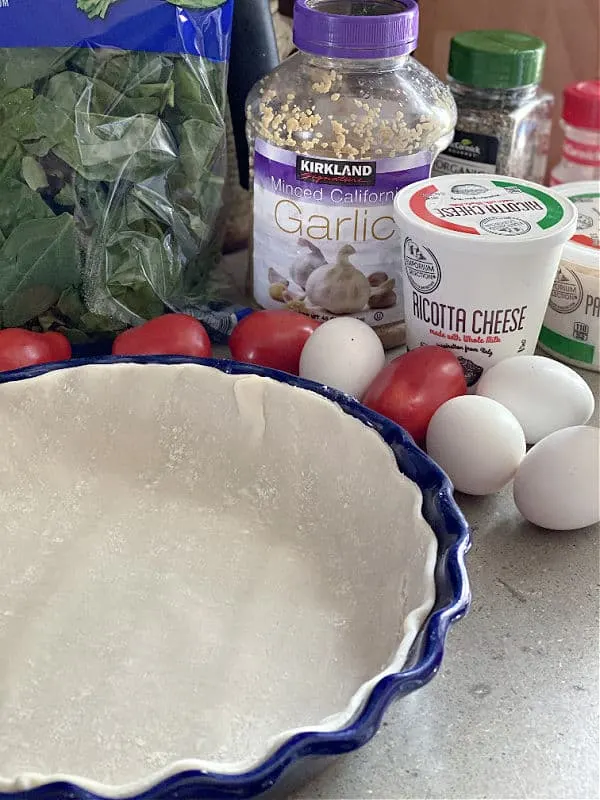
[0,355,471,800]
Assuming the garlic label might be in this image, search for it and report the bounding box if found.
[253,138,431,327]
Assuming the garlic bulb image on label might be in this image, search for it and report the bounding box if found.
[305,245,371,315]
[290,239,326,290]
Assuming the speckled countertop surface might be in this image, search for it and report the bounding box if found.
[292,372,599,800]
[222,252,600,800]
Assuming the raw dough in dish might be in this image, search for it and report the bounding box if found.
[0,363,437,794]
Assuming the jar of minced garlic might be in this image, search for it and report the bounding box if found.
[246,0,456,348]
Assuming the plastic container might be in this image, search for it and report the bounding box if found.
[550,81,600,185]
[393,175,577,386]
[538,181,600,371]
[0,1,235,341]
[432,30,553,183]
[246,0,456,349]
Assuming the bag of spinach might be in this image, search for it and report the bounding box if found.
[0,0,232,343]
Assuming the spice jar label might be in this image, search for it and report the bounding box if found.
[252,138,431,327]
[432,129,499,177]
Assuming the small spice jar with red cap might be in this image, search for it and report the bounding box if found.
[550,80,600,185]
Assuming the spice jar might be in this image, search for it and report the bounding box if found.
[550,81,600,185]
[433,30,553,183]
[246,0,456,349]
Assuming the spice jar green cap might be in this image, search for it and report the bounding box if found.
[448,30,547,89]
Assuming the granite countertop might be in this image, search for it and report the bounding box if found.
[290,377,599,800]
[221,252,599,800]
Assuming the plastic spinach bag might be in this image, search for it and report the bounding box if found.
[0,0,233,342]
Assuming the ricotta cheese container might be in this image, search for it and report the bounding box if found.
[393,175,577,384]
[538,181,600,372]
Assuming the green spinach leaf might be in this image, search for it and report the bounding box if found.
[0,48,69,89]
[0,179,54,240]
[77,0,227,19]
[76,0,120,20]
[0,214,79,326]
[0,38,228,337]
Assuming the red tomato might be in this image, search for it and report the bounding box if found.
[362,346,467,442]
[43,332,72,362]
[229,310,320,375]
[0,329,72,372]
[112,314,211,358]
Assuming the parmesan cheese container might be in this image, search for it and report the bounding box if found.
[393,175,577,385]
[538,181,600,372]
[245,0,456,349]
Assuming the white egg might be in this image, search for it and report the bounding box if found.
[476,355,594,444]
[426,395,526,496]
[299,317,385,398]
[513,426,600,530]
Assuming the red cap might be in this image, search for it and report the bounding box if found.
[563,80,600,130]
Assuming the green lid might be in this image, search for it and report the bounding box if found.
[448,30,547,89]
